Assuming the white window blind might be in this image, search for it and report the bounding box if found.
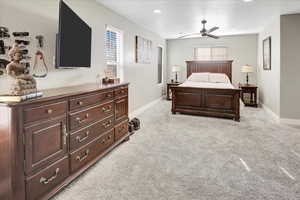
[105,26,122,78]
[194,47,227,61]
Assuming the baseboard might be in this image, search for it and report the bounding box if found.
[261,104,300,125]
[261,104,280,123]
[280,118,300,126]
[129,97,163,118]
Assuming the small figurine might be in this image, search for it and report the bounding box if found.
[6,42,37,95]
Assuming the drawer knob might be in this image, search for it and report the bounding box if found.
[76,131,90,143]
[106,94,112,98]
[76,149,89,162]
[101,139,106,144]
[40,168,60,185]
[108,135,112,140]
[78,101,83,106]
[46,109,53,114]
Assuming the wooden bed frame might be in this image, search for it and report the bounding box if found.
[171,60,241,121]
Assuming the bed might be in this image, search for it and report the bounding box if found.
[171,60,241,121]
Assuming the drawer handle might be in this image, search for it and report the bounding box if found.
[76,113,89,123]
[76,149,90,162]
[76,131,90,143]
[40,168,60,185]
[62,125,68,145]
[77,101,84,106]
[46,109,53,114]
[102,120,112,128]
[102,105,112,113]
[101,135,112,144]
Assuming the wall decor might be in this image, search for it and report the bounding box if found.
[263,36,271,70]
[135,36,152,64]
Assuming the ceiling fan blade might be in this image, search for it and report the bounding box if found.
[206,33,219,39]
[178,33,201,39]
[207,27,219,33]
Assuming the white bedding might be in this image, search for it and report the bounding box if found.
[179,80,235,89]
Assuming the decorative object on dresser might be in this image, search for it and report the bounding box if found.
[172,65,181,83]
[239,83,258,107]
[241,64,253,85]
[6,42,37,96]
[135,36,152,64]
[263,36,271,70]
[171,60,241,121]
[0,82,129,200]
[167,82,182,100]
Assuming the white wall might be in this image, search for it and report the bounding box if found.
[280,14,300,119]
[257,17,281,116]
[166,34,258,87]
[0,0,166,113]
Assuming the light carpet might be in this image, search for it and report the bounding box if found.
[52,100,300,200]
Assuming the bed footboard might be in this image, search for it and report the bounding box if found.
[171,86,241,121]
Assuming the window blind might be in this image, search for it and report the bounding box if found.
[105,27,121,77]
[194,47,227,61]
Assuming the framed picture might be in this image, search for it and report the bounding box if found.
[263,37,271,70]
[135,36,152,64]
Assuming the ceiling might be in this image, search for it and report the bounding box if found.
[96,0,300,39]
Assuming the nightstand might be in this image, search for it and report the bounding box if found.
[167,82,181,100]
[239,83,258,107]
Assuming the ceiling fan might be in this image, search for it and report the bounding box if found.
[179,20,220,39]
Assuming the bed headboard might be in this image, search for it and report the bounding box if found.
[186,60,233,82]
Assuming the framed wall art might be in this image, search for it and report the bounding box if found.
[135,36,152,64]
[263,36,271,70]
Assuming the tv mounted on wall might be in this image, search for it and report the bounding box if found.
[56,0,92,68]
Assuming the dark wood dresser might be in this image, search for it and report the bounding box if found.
[0,83,129,200]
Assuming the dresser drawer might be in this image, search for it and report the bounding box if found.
[70,129,114,173]
[26,156,69,200]
[69,102,114,131]
[24,101,67,124]
[69,91,114,111]
[115,120,129,141]
[70,115,114,152]
[24,117,68,175]
[114,86,128,98]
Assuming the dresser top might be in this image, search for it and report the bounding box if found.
[0,82,129,107]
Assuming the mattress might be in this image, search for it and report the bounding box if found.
[179,81,235,89]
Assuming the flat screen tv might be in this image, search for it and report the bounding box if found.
[56,0,92,68]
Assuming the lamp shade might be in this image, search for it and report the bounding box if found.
[241,65,253,73]
[172,65,181,72]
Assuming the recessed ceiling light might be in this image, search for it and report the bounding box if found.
[243,0,253,2]
[153,9,161,14]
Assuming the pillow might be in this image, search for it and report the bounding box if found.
[187,73,209,82]
[209,73,230,83]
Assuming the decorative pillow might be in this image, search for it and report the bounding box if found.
[209,73,230,83]
[187,73,209,82]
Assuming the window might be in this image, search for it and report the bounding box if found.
[105,25,123,80]
[194,47,227,61]
[157,46,163,84]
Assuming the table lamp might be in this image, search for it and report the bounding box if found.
[241,64,253,85]
[172,65,181,83]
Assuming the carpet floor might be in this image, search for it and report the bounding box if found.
[52,100,300,200]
